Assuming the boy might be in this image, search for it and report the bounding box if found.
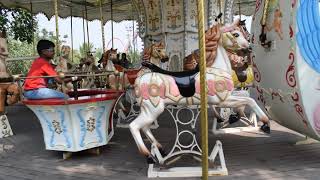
[24,40,79,99]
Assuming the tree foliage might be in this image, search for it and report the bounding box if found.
[0,6,37,43]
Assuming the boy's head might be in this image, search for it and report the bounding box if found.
[37,40,55,59]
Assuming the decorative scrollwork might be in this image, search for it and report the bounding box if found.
[86,117,96,132]
[286,52,296,87]
[252,55,261,82]
[52,120,63,134]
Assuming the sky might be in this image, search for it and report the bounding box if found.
[36,14,144,53]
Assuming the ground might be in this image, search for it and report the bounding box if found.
[0,104,319,180]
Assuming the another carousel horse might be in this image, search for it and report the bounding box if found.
[98,48,119,89]
[80,55,100,89]
[130,19,271,162]
[184,19,254,121]
[0,31,20,107]
[55,45,74,91]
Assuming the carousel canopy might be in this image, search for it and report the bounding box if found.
[0,0,256,23]
[0,0,138,23]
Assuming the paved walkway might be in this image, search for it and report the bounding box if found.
[0,104,319,180]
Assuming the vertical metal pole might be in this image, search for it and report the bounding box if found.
[30,1,35,56]
[238,0,241,19]
[99,0,106,51]
[85,1,90,52]
[54,0,60,56]
[82,10,87,57]
[132,5,135,63]
[111,0,114,48]
[196,0,208,179]
[70,5,74,62]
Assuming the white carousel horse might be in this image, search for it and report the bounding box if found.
[184,19,255,125]
[129,19,271,162]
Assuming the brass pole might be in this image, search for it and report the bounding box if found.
[111,0,114,48]
[262,0,270,26]
[30,1,35,56]
[238,0,241,19]
[132,5,135,63]
[196,0,208,179]
[82,10,86,57]
[70,5,74,62]
[85,1,90,52]
[99,0,106,51]
[54,0,60,56]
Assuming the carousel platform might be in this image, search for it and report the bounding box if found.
[0,104,320,180]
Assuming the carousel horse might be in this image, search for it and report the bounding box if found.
[184,19,254,121]
[112,42,169,128]
[0,31,20,107]
[80,55,100,89]
[55,45,74,91]
[129,19,271,162]
[98,48,119,89]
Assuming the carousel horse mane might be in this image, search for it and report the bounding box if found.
[184,24,221,70]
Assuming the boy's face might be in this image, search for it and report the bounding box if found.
[42,47,55,59]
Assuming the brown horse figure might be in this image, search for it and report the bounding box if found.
[0,31,20,109]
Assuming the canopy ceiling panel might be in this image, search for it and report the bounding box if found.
[0,0,139,23]
[0,0,256,23]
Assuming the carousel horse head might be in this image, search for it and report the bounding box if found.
[184,20,250,70]
[103,48,118,62]
[142,41,169,65]
[61,45,71,59]
[221,18,250,53]
[0,31,8,60]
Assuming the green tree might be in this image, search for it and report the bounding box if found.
[0,6,37,43]
[7,37,34,75]
[79,42,94,57]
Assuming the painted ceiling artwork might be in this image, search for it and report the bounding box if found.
[296,0,320,74]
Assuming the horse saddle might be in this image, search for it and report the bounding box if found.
[141,61,199,97]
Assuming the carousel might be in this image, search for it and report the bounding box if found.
[0,0,319,179]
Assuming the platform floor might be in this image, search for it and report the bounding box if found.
[0,104,320,180]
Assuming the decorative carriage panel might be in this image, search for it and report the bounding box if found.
[23,90,119,152]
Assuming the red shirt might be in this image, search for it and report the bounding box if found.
[24,57,57,90]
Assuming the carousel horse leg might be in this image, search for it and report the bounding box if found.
[142,126,167,157]
[129,100,165,164]
[217,96,270,134]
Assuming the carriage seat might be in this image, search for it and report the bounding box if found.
[141,61,199,97]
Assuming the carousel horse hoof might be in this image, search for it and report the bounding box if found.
[146,154,158,164]
[229,113,240,124]
[158,147,167,157]
[260,123,271,134]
